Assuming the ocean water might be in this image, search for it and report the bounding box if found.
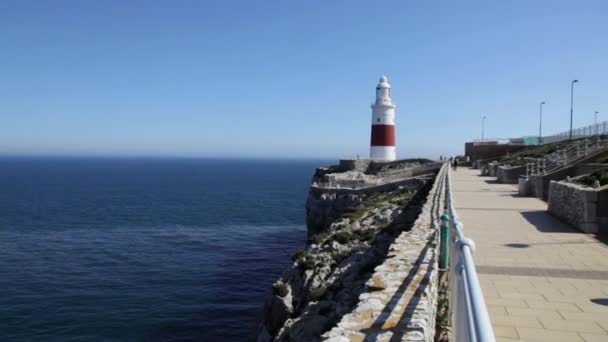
[0,157,324,341]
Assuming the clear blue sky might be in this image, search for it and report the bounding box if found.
[1,1,607,159]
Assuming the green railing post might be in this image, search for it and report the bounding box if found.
[440,214,450,269]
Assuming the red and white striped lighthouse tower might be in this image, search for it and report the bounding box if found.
[370,75,397,161]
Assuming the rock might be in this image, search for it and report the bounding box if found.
[255,164,436,341]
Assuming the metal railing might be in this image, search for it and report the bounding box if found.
[440,164,495,342]
[542,120,608,144]
[527,136,608,176]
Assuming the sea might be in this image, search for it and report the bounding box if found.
[0,157,326,341]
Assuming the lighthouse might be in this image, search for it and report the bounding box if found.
[370,75,397,161]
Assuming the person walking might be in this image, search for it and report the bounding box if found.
[452,158,458,171]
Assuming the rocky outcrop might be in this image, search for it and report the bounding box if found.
[305,178,427,236]
[255,169,439,341]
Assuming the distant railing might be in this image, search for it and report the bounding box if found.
[542,120,608,144]
[440,164,495,342]
[527,136,608,176]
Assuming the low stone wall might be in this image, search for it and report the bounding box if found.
[497,165,526,184]
[310,175,434,197]
[323,166,445,341]
[548,180,608,233]
[339,159,372,173]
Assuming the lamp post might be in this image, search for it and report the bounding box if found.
[539,101,545,144]
[595,111,600,135]
[482,115,486,141]
[569,80,579,140]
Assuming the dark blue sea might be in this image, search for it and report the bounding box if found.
[0,157,323,341]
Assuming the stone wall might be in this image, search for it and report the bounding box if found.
[548,180,608,233]
[497,165,526,184]
[313,163,441,191]
[339,159,372,173]
[322,165,445,341]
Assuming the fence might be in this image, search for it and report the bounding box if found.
[542,120,608,144]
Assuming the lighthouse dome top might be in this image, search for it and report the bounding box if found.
[377,75,391,88]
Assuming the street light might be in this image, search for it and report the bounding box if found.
[569,79,579,140]
[595,111,599,125]
[482,116,487,141]
[539,101,545,144]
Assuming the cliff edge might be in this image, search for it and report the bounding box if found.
[255,160,442,341]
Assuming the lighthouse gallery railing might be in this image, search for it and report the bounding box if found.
[441,164,495,342]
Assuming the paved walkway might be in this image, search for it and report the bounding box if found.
[451,168,608,342]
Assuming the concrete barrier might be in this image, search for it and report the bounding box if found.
[497,165,527,184]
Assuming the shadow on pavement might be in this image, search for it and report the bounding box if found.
[520,210,580,234]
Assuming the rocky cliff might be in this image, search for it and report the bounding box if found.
[255,167,437,341]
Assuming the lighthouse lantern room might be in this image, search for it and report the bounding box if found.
[369,75,397,161]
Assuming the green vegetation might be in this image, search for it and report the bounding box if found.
[330,250,350,264]
[291,250,308,261]
[308,232,329,245]
[508,141,566,159]
[342,189,413,221]
[353,229,376,242]
[299,255,316,270]
[309,286,327,301]
[333,231,353,244]
[341,205,370,221]
[593,155,608,164]
[572,169,608,187]
[272,282,289,297]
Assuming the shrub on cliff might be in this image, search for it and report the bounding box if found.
[353,229,375,242]
[333,231,353,244]
[308,232,328,245]
[330,251,349,264]
[309,286,326,301]
[298,256,316,270]
[291,250,307,261]
[272,282,289,297]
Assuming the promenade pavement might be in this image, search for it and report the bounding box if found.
[451,168,608,342]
